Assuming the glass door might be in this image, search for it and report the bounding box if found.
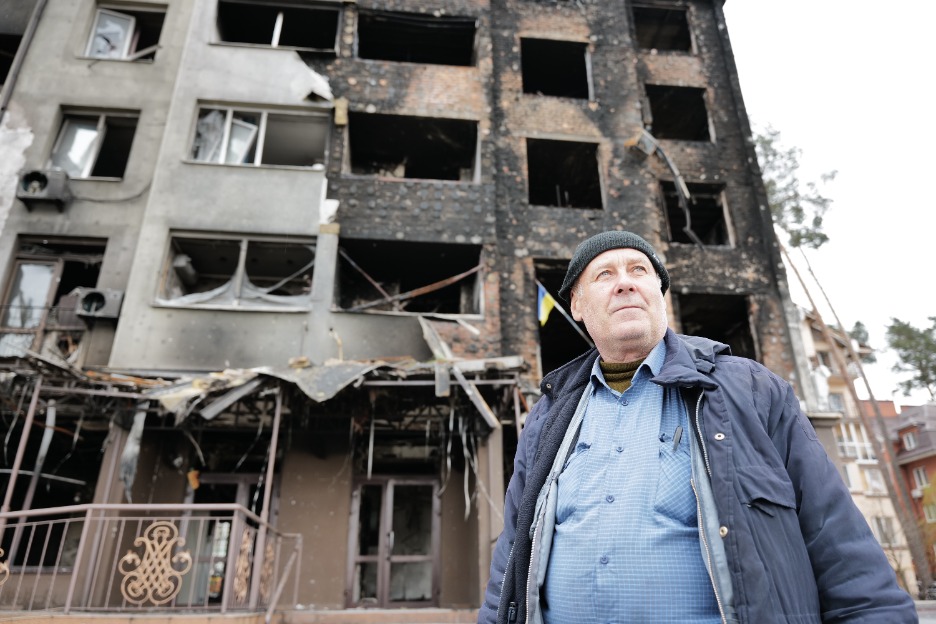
[348,478,439,607]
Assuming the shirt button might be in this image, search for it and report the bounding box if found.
[606,495,614,503]
[719,526,729,537]
[621,398,629,406]
[600,555,609,564]
[615,446,623,453]
[714,432,726,441]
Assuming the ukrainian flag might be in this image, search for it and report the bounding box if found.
[537,283,556,326]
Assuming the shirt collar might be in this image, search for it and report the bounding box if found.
[590,338,667,391]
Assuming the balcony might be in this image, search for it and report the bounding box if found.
[0,504,300,620]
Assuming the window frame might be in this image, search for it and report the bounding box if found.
[862,467,886,494]
[925,504,936,524]
[214,0,341,53]
[86,8,136,59]
[48,110,139,179]
[913,466,929,490]
[872,516,895,546]
[903,431,918,452]
[84,5,166,62]
[189,106,330,169]
[156,233,317,312]
[0,258,62,357]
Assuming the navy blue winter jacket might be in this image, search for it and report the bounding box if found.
[479,329,917,623]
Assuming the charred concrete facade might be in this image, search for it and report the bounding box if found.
[0,0,805,621]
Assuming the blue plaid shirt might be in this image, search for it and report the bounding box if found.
[542,340,720,623]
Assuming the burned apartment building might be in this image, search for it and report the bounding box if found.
[0,0,812,620]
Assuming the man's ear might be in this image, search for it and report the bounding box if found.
[570,289,583,321]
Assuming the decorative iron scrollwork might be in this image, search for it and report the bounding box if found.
[118,521,192,606]
[0,547,9,587]
[233,530,252,606]
[260,541,274,603]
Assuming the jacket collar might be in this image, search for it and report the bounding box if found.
[653,328,729,389]
[541,328,729,396]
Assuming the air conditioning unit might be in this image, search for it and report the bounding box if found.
[911,488,923,499]
[74,288,124,320]
[16,169,72,211]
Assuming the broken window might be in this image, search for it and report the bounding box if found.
[632,6,692,52]
[527,138,602,208]
[535,261,592,376]
[348,112,478,182]
[1,34,22,85]
[336,239,482,316]
[190,107,329,167]
[357,10,476,66]
[645,85,710,141]
[49,112,138,178]
[158,235,316,309]
[0,416,107,568]
[86,6,165,61]
[0,238,104,359]
[348,479,439,607]
[676,293,756,360]
[521,38,590,99]
[661,181,731,245]
[216,0,340,52]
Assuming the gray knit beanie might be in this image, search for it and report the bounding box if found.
[558,231,669,302]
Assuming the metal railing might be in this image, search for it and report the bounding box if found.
[0,503,301,620]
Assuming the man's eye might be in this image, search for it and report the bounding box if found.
[633,266,648,274]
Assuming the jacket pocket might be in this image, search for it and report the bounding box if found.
[736,465,797,516]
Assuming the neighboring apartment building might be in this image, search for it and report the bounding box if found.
[891,403,936,580]
[798,309,917,592]
[1,0,809,620]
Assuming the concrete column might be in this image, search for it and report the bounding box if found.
[476,426,504,603]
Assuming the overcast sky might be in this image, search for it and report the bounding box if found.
[722,1,936,408]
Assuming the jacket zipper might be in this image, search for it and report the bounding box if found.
[691,390,727,624]
[524,519,542,624]
[693,391,712,477]
[692,478,727,624]
[498,541,516,622]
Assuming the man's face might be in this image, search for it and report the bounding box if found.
[569,247,668,363]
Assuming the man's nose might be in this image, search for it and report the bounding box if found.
[614,272,635,293]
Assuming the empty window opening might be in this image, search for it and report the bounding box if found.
[645,85,710,141]
[49,112,138,179]
[661,181,730,245]
[521,38,590,99]
[158,235,316,309]
[0,237,104,360]
[336,239,482,316]
[676,293,756,360]
[632,6,691,52]
[216,1,339,52]
[0,425,107,568]
[527,138,602,208]
[191,107,328,167]
[535,261,591,376]
[357,11,476,66]
[348,112,477,182]
[86,6,165,61]
[1,34,23,85]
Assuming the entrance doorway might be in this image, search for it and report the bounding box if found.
[181,473,266,605]
[347,477,440,607]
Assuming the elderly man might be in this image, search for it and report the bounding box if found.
[479,231,916,623]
